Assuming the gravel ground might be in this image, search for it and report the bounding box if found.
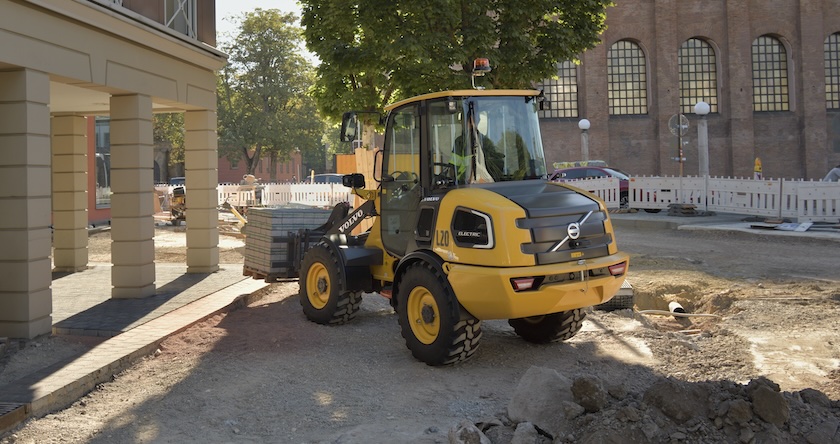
[1,222,839,443]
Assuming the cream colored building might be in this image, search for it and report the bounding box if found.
[0,0,226,338]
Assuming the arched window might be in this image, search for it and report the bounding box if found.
[751,35,789,111]
[679,38,718,114]
[607,40,648,115]
[537,61,578,118]
[826,33,840,110]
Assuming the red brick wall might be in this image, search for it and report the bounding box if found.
[538,0,840,180]
[217,151,303,184]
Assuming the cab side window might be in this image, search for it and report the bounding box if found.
[380,104,421,255]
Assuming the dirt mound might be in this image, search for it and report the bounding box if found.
[453,370,840,443]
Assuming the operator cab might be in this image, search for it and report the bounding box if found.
[341,89,550,257]
[341,90,549,190]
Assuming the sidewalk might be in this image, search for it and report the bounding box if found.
[609,209,840,242]
[0,263,272,434]
[2,210,839,435]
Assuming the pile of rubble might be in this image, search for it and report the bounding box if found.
[450,366,839,443]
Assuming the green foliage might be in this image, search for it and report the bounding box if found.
[153,113,185,165]
[301,0,611,121]
[217,9,327,175]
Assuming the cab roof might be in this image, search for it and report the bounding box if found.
[384,89,541,111]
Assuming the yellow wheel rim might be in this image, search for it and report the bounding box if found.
[306,262,330,309]
[407,286,439,345]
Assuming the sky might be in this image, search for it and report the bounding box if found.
[216,0,302,39]
[215,0,317,62]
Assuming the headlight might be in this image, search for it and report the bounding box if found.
[452,208,494,249]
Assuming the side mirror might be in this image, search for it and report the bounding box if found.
[342,173,366,189]
[340,112,358,142]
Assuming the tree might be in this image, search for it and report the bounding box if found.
[153,112,185,176]
[217,9,326,178]
[301,0,611,122]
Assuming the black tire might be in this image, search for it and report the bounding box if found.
[299,243,362,325]
[508,309,587,344]
[397,262,482,366]
[644,209,662,213]
[620,192,629,209]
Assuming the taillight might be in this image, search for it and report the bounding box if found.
[511,277,536,292]
[608,262,627,276]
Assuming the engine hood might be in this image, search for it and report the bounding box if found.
[472,180,602,218]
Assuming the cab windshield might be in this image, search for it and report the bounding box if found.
[430,96,548,186]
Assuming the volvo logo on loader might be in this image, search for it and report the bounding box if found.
[339,208,366,234]
[567,222,581,240]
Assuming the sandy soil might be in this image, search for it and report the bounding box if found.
[1,222,839,443]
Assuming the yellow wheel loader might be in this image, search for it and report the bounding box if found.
[295,67,629,366]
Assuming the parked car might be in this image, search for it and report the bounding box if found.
[549,165,630,208]
[304,173,344,184]
[169,176,185,186]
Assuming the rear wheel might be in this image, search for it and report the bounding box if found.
[397,262,482,366]
[299,243,362,325]
[508,309,586,344]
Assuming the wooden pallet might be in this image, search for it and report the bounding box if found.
[242,265,297,283]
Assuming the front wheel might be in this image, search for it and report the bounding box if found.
[397,262,482,366]
[508,309,587,344]
[299,243,362,325]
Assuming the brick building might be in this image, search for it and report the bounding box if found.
[538,0,840,181]
[217,151,303,184]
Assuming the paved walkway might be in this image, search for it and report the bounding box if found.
[1,210,838,434]
[0,263,271,433]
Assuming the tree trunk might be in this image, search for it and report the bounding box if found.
[268,151,278,182]
[243,145,262,176]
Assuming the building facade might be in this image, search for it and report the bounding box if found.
[538,0,840,181]
[217,151,303,184]
[0,0,226,338]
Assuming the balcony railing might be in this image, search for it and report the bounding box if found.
[87,0,212,45]
[164,0,197,39]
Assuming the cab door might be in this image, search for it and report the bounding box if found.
[380,104,422,256]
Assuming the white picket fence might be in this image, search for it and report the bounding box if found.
[218,183,353,209]
[156,177,839,223]
[566,175,840,222]
[154,182,354,211]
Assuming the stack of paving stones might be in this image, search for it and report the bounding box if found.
[242,206,332,282]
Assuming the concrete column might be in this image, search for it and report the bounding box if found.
[51,115,89,272]
[0,69,53,338]
[184,109,219,273]
[109,94,155,298]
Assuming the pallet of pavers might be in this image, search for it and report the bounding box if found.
[242,206,332,282]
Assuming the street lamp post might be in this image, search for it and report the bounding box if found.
[694,101,710,177]
[578,118,591,161]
